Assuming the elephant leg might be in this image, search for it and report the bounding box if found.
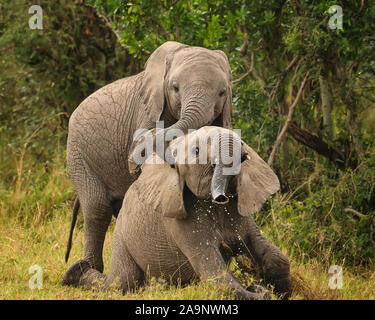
[63,259,106,289]
[184,246,270,300]
[68,156,113,273]
[78,247,144,294]
[243,223,291,299]
[80,191,113,273]
[63,240,144,293]
[106,239,145,294]
[166,218,270,300]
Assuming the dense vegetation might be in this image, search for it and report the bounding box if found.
[1,0,374,299]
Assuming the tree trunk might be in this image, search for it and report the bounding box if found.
[346,107,364,158]
[287,122,345,169]
[319,73,334,140]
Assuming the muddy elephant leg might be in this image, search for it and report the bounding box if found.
[243,221,291,299]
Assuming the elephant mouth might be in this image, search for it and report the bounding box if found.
[212,194,229,205]
[211,175,233,205]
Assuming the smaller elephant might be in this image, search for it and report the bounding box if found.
[63,127,291,300]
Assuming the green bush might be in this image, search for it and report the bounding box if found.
[258,158,375,266]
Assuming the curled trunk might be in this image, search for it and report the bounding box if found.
[210,130,242,204]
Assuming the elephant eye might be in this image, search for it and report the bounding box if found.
[219,87,226,97]
[172,82,179,93]
[193,146,199,156]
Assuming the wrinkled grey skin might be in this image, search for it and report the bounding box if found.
[65,41,233,274]
[63,127,291,300]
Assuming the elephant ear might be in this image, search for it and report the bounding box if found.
[141,41,188,126]
[214,50,232,129]
[133,153,187,219]
[236,142,280,216]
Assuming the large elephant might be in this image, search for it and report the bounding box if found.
[63,127,291,300]
[64,41,233,275]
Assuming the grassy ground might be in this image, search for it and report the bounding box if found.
[0,153,374,300]
[0,209,238,300]
[1,203,374,300]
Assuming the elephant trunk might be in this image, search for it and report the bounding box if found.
[167,86,214,134]
[211,163,230,205]
[210,130,242,205]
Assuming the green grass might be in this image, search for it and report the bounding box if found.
[0,209,238,300]
[1,199,374,300]
[0,151,374,300]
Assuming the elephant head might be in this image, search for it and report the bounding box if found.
[132,126,280,219]
[141,41,232,132]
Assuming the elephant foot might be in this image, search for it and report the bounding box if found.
[264,273,291,300]
[246,284,272,300]
[271,276,291,300]
[62,259,91,287]
[234,285,271,300]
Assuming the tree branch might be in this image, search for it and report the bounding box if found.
[344,208,365,219]
[267,72,309,166]
[237,29,264,84]
[287,122,346,169]
[232,50,254,85]
[272,57,299,97]
[82,3,129,50]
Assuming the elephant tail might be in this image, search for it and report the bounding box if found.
[65,197,80,263]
